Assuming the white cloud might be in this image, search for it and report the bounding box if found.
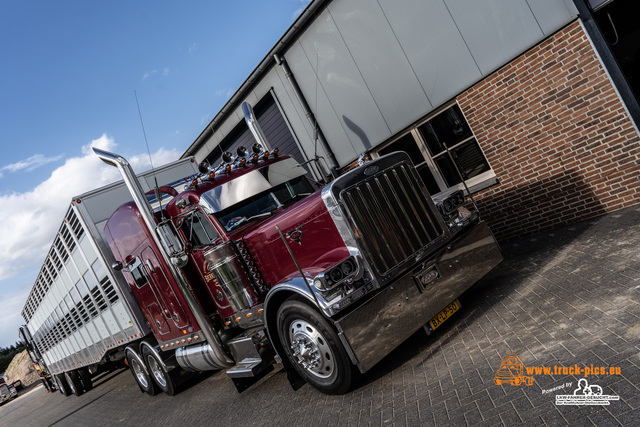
[215,88,234,98]
[293,0,312,19]
[0,134,180,282]
[0,153,63,177]
[0,285,31,348]
[142,68,170,80]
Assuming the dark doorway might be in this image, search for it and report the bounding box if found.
[590,0,640,103]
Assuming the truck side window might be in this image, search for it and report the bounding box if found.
[181,209,219,247]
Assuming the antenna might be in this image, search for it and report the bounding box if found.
[134,90,164,217]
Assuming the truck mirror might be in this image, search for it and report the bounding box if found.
[171,253,189,268]
[111,261,123,271]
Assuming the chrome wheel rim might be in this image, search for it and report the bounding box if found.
[147,355,167,388]
[288,319,335,379]
[65,374,75,394]
[130,357,149,389]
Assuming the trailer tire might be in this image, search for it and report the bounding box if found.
[277,299,354,395]
[64,370,84,397]
[55,374,71,397]
[142,347,175,396]
[78,367,93,392]
[126,348,158,396]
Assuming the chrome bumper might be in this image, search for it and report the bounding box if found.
[335,220,502,373]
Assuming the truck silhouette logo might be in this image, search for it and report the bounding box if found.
[494,352,534,386]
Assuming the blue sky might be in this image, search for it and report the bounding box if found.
[0,0,311,349]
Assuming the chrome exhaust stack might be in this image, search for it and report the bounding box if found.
[242,102,269,150]
[93,147,234,369]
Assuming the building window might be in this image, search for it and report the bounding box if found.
[377,103,494,196]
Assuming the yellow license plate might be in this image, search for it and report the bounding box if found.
[427,300,460,332]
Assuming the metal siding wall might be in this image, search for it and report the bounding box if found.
[294,9,391,157]
[526,0,579,35]
[377,0,483,108]
[327,1,432,134]
[282,41,360,163]
[278,0,578,166]
[190,0,578,169]
[444,0,544,75]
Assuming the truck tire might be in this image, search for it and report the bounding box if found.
[64,370,84,397]
[142,347,175,396]
[41,377,52,393]
[78,368,93,392]
[276,299,354,395]
[125,349,158,396]
[55,374,71,397]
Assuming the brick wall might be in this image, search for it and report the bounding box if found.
[458,20,640,241]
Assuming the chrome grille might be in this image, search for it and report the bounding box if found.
[341,162,443,277]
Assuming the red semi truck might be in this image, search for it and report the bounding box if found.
[25,102,502,396]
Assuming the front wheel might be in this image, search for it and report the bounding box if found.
[277,299,354,395]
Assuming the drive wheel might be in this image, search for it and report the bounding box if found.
[55,373,71,397]
[142,347,175,396]
[65,370,83,397]
[277,299,354,395]
[126,349,157,396]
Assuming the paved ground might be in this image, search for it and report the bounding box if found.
[2,205,639,426]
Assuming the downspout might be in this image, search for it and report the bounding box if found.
[93,147,234,368]
[274,53,340,178]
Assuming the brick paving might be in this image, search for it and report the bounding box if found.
[3,205,640,426]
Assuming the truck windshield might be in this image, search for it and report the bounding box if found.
[215,176,314,231]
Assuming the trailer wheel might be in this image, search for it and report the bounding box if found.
[78,368,93,392]
[55,374,71,397]
[64,370,84,397]
[277,299,354,395]
[142,347,175,396]
[125,349,158,396]
[41,377,53,393]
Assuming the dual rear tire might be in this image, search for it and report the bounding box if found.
[126,345,175,396]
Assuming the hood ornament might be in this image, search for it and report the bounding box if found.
[286,224,305,245]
